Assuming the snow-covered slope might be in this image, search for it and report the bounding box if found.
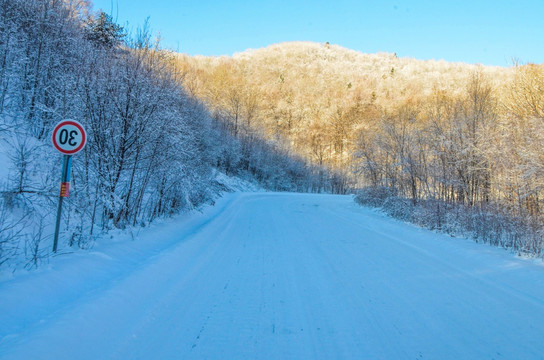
[1,193,543,359]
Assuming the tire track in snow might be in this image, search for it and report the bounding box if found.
[2,193,544,360]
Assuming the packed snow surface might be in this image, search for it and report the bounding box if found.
[1,192,543,359]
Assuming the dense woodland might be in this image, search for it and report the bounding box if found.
[0,0,330,270]
[1,0,544,270]
[176,42,544,256]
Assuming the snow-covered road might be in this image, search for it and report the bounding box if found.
[1,193,544,359]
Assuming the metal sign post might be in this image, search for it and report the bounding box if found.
[53,154,72,252]
[51,120,87,253]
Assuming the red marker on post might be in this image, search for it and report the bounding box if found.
[51,120,87,253]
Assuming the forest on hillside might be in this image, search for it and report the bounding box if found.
[0,0,331,271]
[1,0,543,270]
[176,43,544,256]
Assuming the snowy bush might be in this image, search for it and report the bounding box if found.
[354,186,398,207]
[411,199,445,230]
[382,196,413,222]
[355,185,544,257]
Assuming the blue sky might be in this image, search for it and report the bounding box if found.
[91,0,544,66]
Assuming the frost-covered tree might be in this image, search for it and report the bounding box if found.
[0,0,326,270]
[85,10,125,48]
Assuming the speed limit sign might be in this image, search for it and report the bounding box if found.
[51,119,87,253]
[51,120,87,155]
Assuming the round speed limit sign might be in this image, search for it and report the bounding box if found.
[52,120,87,155]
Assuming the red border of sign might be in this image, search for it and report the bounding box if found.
[52,120,87,155]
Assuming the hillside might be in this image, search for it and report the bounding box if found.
[175,42,544,256]
[231,41,511,104]
[2,0,543,269]
[174,41,514,168]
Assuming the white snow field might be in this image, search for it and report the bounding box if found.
[1,192,544,359]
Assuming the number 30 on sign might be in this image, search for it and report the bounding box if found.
[51,120,87,155]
